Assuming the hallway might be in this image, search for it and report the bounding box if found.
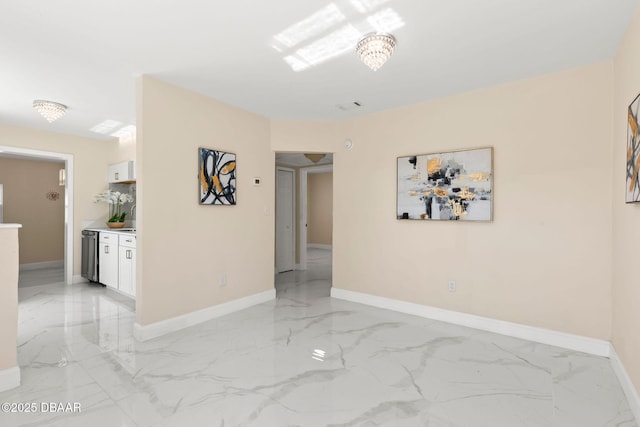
[275,246,332,300]
[18,264,64,288]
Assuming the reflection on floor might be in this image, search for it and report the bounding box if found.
[1,247,636,426]
[275,246,332,300]
[19,265,64,288]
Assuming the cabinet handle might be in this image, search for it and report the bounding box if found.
[126,239,132,242]
[104,246,109,254]
[104,236,109,240]
[126,250,132,259]
[115,172,119,180]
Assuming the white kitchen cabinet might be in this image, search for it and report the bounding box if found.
[99,232,119,289]
[118,235,136,297]
[108,160,135,183]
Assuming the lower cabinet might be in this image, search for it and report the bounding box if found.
[98,232,119,289]
[98,231,136,298]
[118,235,136,297]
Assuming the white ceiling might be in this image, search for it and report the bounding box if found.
[0,0,638,141]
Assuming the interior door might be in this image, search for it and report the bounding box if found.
[276,168,295,273]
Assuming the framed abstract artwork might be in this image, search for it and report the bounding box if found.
[199,148,236,205]
[626,93,640,203]
[397,147,493,221]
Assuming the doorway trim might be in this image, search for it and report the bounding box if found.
[299,164,332,270]
[0,145,74,285]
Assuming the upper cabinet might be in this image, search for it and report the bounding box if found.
[108,160,135,183]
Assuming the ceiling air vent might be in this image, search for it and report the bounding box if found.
[337,101,362,111]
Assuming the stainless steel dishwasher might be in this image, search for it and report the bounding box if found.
[81,230,99,282]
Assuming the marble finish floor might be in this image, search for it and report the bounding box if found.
[19,265,64,288]
[1,248,636,426]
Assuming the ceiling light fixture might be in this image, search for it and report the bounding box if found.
[304,153,326,163]
[33,100,67,123]
[356,32,396,71]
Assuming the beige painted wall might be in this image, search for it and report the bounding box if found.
[0,158,64,264]
[308,172,333,245]
[273,62,614,340]
[271,120,349,154]
[136,76,274,325]
[613,7,640,395]
[0,124,120,275]
[0,226,19,373]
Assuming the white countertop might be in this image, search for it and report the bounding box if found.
[0,224,22,229]
[84,227,136,236]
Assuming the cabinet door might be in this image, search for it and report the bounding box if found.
[108,161,136,183]
[99,242,118,288]
[129,248,136,297]
[108,162,129,183]
[118,246,135,296]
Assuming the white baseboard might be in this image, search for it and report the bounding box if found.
[307,244,332,250]
[0,366,20,392]
[134,289,276,342]
[330,288,611,357]
[610,345,640,422]
[19,260,63,271]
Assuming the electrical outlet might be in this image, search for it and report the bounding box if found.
[219,273,227,287]
[448,280,456,292]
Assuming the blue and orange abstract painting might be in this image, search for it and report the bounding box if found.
[199,148,236,205]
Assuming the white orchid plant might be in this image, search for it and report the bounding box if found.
[95,190,135,223]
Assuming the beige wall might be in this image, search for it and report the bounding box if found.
[307,172,333,245]
[613,7,640,395]
[0,158,64,264]
[0,226,19,373]
[273,62,614,340]
[271,120,348,154]
[0,124,119,275]
[136,76,274,325]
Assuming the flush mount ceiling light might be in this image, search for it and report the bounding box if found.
[33,100,67,123]
[356,32,396,71]
[304,153,326,163]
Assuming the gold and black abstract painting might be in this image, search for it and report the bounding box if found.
[199,148,236,205]
[397,147,493,221]
[626,93,640,203]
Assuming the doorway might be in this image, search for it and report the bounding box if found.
[274,153,333,299]
[275,153,333,273]
[0,145,74,285]
[298,164,333,270]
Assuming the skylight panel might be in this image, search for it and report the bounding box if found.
[273,3,346,49]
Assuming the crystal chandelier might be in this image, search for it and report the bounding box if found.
[33,100,67,123]
[356,33,397,71]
